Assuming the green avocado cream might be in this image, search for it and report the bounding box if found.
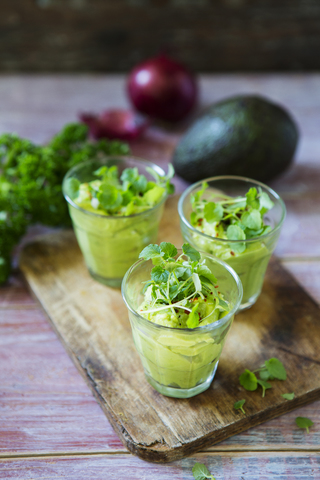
[64,163,173,286]
[129,243,233,391]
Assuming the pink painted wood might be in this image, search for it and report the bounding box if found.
[0,75,320,477]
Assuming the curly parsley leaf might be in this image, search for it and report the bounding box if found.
[295,417,314,433]
[234,399,246,414]
[192,462,216,480]
[0,122,130,285]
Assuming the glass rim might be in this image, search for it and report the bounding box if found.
[178,175,286,245]
[62,155,168,220]
[121,249,243,333]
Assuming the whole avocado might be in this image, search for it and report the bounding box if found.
[172,95,299,183]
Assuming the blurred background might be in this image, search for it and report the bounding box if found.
[2,0,320,72]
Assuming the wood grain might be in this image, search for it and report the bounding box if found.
[2,1,320,72]
[1,284,320,457]
[19,196,320,462]
[1,452,320,479]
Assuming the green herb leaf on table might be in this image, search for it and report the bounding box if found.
[234,399,246,414]
[239,369,258,391]
[257,379,272,397]
[264,358,287,380]
[295,417,314,433]
[282,392,295,400]
[259,369,275,381]
[192,462,216,480]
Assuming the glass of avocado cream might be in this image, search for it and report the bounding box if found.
[178,176,286,310]
[63,157,173,288]
[121,243,242,398]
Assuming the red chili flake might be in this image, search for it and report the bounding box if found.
[184,309,189,314]
[216,233,219,237]
[230,251,235,256]
[218,291,221,294]
[204,299,207,302]
[210,291,213,294]
[198,218,203,225]
[215,286,219,289]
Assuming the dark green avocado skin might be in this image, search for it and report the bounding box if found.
[172,95,299,183]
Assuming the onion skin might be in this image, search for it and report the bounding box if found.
[127,54,198,122]
[79,109,149,141]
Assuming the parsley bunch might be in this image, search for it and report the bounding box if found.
[67,163,174,216]
[138,242,229,328]
[190,183,274,253]
[0,123,129,284]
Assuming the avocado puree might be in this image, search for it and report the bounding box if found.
[192,231,270,306]
[69,204,164,281]
[132,293,231,389]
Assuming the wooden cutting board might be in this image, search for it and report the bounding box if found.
[19,196,320,463]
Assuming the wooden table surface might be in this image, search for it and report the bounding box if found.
[1,74,320,479]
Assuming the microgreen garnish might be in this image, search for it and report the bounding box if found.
[234,399,246,414]
[138,242,229,328]
[71,163,174,216]
[239,357,287,397]
[295,417,314,434]
[239,369,258,391]
[190,183,274,252]
[192,462,216,480]
[282,392,295,400]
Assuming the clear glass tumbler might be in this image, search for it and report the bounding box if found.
[63,156,168,288]
[178,176,286,310]
[121,250,242,398]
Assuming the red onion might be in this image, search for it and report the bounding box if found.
[79,109,149,141]
[127,54,198,122]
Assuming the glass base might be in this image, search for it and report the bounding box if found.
[88,269,122,288]
[145,362,219,399]
[238,291,261,312]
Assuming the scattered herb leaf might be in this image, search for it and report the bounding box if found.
[234,399,246,414]
[239,369,258,391]
[295,417,314,433]
[257,379,272,397]
[264,358,287,381]
[282,392,295,400]
[192,462,216,480]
